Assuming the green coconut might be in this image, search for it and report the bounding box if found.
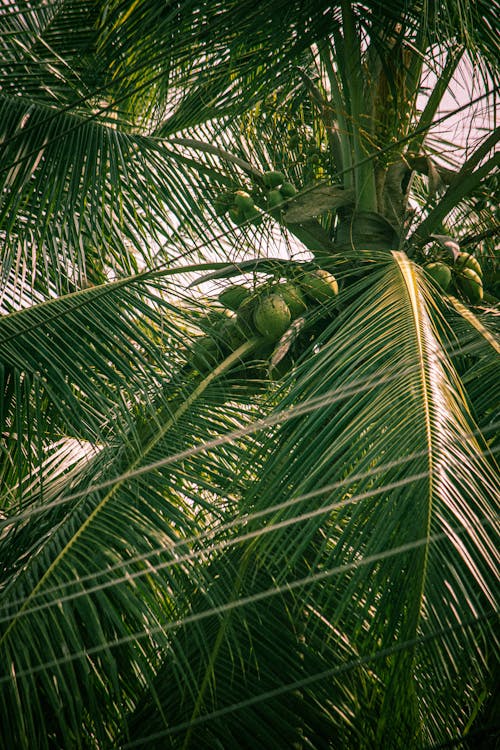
[424,262,452,291]
[253,294,291,340]
[218,284,250,311]
[456,267,483,304]
[234,190,255,213]
[242,204,262,224]
[455,252,483,278]
[274,281,307,318]
[267,189,283,209]
[228,207,245,226]
[298,269,339,303]
[280,181,297,198]
[267,189,284,218]
[263,170,285,188]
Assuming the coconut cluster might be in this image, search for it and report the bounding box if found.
[423,252,484,304]
[213,188,262,226]
[189,268,339,381]
[261,171,297,218]
[213,169,298,226]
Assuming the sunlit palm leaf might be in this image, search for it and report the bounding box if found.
[240,252,498,746]
[122,252,498,747]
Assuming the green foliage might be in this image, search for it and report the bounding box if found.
[1,1,498,749]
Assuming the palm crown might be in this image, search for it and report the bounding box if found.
[0,1,498,748]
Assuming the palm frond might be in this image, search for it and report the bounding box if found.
[122,251,498,748]
[0,320,267,749]
[444,297,500,451]
[1,3,498,747]
[99,0,338,129]
[0,271,213,497]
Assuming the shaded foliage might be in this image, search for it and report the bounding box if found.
[0,2,498,748]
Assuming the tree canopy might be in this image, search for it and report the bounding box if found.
[0,1,499,748]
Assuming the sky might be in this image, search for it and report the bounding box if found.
[420,53,498,166]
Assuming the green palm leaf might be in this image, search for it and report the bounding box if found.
[1,2,498,747]
[0,275,173,489]
[0,318,266,748]
[122,252,498,748]
[246,253,498,746]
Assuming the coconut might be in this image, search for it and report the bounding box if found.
[218,284,250,311]
[455,252,483,278]
[280,181,297,198]
[274,281,307,318]
[234,190,255,213]
[242,204,262,224]
[456,267,483,304]
[267,189,283,218]
[253,294,291,340]
[424,262,452,291]
[263,170,285,188]
[267,189,283,209]
[228,207,245,226]
[298,269,338,303]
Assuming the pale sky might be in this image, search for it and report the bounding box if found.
[420,53,497,166]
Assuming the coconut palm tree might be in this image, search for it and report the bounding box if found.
[0,1,498,748]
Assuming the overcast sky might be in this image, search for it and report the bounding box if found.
[421,54,497,165]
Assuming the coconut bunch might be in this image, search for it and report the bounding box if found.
[213,169,298,226]
[261,170,297,219]
[423,252,484,303]
[213,187,262,226]
[188,267,339,381]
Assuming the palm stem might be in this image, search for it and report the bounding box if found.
[167,136,262,177]
[317,39,352,187]
[339,0,377,211]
